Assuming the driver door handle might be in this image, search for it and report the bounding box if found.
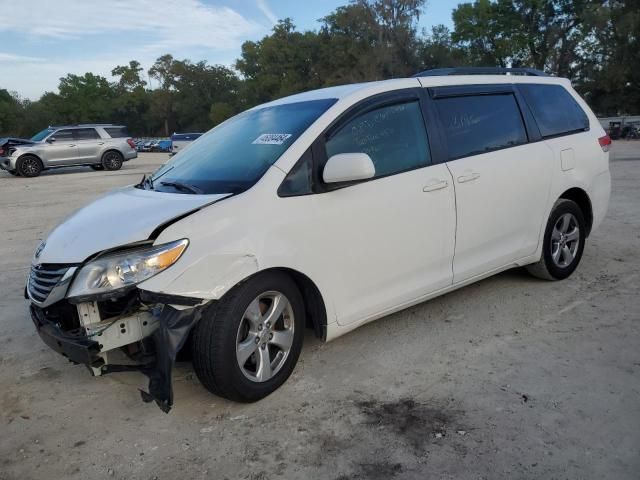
[457,172,480,183]
[423,180,449,192]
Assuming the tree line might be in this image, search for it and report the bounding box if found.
[1,0,637,138]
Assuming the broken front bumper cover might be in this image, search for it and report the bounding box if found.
[30,293,210,413]
[31,305,101,365]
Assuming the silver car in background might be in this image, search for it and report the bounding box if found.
[0,124,137,177]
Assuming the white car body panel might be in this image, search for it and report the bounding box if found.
[446,141,554,282]
[35,187,230,264]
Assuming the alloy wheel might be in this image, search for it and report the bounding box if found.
[551,213,580,267]
[235,291,295,383]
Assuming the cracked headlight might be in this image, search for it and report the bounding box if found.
[67,239,188,300]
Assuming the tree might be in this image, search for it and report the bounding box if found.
[236,19,324,105]
[55,73,115,124]
[0,89,23,136]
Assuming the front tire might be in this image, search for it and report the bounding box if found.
[527,199,586,280]
[17,155,43,177]
[101,151,123,171]
[191,272,305,402]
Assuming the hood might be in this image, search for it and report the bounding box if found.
[35,186,231,264]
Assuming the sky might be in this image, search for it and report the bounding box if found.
[1,0,459,100]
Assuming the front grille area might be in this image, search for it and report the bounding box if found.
[28,265,70,303]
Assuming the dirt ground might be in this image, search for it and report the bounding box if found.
[0,144,638,480]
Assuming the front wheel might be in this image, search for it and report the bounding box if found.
[101,151,123,171]
[191,272,305,402]
[17,155,43,177]
[527,199,586,280]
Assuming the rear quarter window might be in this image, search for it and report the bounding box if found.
[434,94,528,160]
[104,127,130,138]
[519,84,589,138]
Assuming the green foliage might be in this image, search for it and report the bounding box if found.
[1,0,636,137]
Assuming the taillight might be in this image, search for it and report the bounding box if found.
[598,135,612,152]
[127,138,136,150]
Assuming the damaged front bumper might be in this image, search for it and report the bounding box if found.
[29,289,209,413]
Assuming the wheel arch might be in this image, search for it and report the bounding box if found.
[559,187,593,236]
[235,267,328,341]
[101,148,124,159]
[17,152,44,166]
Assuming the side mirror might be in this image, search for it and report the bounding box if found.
[323,153,375,184]
[47,137,56,143]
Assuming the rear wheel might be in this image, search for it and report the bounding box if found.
[191,272,305,402]
[527,199,586,280]
[101,151,123,171]
[17,155,43,177]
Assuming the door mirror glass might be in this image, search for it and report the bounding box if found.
[323,153,375,184]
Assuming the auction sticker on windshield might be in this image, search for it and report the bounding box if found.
[252,133,292,145]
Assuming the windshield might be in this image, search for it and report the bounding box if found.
[150,98,336,194]
[31,128,55,142]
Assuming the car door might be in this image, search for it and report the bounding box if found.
[73,128,102,163]
[294,90,456,326]
[43,129,79,165]
[429,85,553,283]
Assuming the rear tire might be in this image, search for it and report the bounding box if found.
[16,155,43,177]
[191,272,305,402]
[527,199,586,280]
[90,165,104,171]
[101,151,123,171]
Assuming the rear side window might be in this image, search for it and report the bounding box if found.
[434,94,527,160]
[519,84,589,138]
[325,100,431,178]
[73,128,100,140]
[104,127,130,138]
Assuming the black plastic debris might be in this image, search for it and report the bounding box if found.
[140,303,208,413]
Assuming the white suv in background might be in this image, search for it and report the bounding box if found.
[26,68,610,412]
[1,124,137,177]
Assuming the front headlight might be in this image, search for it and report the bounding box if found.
[67,239,188,300]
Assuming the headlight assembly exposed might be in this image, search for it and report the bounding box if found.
[67,239,188,300]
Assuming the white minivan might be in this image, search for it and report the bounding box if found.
[27,68,611,412]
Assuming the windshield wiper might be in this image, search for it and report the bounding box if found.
[160,181,203,194]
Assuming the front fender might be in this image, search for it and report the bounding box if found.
[139,251,260,300]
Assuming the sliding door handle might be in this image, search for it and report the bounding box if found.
[457,172,480,183]
[423,180,449,192]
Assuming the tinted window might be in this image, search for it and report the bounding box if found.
[51,129,74,141]
[435,94,527,160]
[104,127,130,138]
[520,84,589,138]
[150,99,336,195]
[73,128,100,140]
[325,100,430,178]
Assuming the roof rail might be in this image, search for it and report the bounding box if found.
[413,67,549,77]
[48,123,119,129]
